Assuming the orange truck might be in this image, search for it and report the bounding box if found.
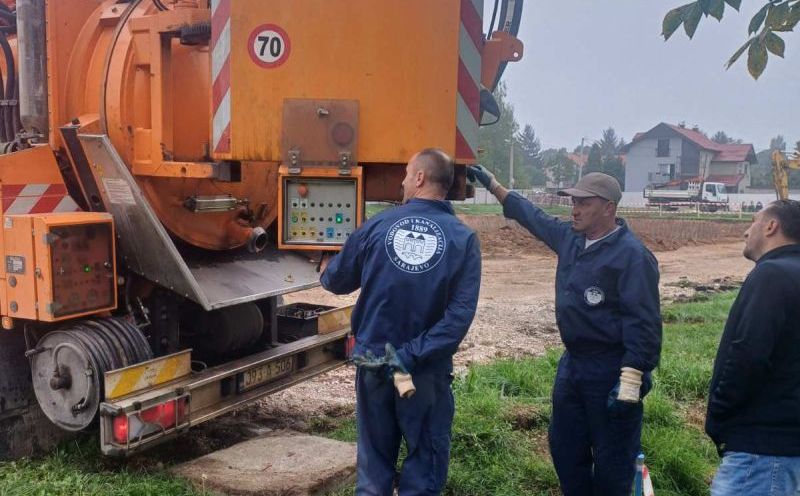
[0,0,523,457]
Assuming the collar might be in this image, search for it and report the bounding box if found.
[756,243,800,264]
[579,218,628,254]
[404,198,455,215]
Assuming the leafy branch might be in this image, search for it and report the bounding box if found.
[662,0,800,78]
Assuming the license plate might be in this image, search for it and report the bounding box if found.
[238,356,296,392]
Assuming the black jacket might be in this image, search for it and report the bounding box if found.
[705,244,800,456]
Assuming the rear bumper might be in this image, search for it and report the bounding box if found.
[99,328,349,456]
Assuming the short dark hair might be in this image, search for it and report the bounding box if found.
[415,148,454,193]
[766,199,800,242]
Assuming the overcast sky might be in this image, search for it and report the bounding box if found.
[494,1,798,152]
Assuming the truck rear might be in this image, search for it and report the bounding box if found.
[0,0,523,457]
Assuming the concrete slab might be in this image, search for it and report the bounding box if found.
[172,432,357,495]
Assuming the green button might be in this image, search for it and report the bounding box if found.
[292,216,298,223]
[335,214,343,224]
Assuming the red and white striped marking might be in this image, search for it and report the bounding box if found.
[455,0,483,163]
[1,184,80,215]
[211,0,232,155]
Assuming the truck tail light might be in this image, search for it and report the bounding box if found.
[111,397,189,445]
[112,415,128,445]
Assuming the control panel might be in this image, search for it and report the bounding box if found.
[2,212,116,322]
[47,222,116,318]
[283,179,358,246]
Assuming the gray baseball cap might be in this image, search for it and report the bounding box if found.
[557,172,622,204]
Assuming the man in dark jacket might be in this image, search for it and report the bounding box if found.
[706,199,800,495]
[468,167,661,496]
[321,148,481,495]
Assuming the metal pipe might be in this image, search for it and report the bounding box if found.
[227,221,268,253]
[16,0,48,142]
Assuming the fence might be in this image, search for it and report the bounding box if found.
[460,188,755,219]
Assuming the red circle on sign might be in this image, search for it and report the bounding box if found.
[247,24,291,69]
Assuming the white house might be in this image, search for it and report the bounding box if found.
[622,123,757,193]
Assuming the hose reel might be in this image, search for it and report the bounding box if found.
[28,318,152,431]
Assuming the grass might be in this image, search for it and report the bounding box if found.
[0,293,736,495]
[0,436,200,495]
[320,292,737,496]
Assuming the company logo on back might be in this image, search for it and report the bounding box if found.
[385,217,446,273]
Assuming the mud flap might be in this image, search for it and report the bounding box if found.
[0,329,67,459]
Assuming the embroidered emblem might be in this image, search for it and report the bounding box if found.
[584,286,605,306]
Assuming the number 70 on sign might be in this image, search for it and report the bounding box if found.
[248,24,292,69]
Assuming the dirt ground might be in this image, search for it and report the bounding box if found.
[259,217,752,424]
[168,216,753,457]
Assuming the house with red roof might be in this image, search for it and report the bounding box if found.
[622,123,757,193]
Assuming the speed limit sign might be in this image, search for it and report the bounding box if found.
[247,24,291,68]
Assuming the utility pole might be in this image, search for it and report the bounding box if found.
[578,137,586,181]
[509,136,515,190]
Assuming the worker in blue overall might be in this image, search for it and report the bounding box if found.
[468,167,661,496]
[321,148,481,495]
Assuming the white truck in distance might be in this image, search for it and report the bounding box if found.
[643,180,729,212]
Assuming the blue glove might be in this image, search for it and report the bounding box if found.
[352,349,385,371]
[351,343,408,378]
[607,369,650,419]
[466,165,500,191]
[383,343,409,375]
[606,381,642,419]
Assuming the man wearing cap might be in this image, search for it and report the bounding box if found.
[468,167,662,496]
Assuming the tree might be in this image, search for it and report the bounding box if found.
[595,127,621,157]
[477,83,519,187]
[751,148,775,188]
[711,130,742,144]
[661,0,800,79]
[583,143,625,188]
[795,140,800,153]
[543,148,576,188]
[517,124,546,186]
[712,131,732,144]
[585,143,603,170]
[771,135,787,151]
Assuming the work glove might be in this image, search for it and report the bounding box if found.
[352,344,416,398]
[352,349,384,370]
[466,165,501,193]
[384,343,416,398]
[607,367,644,419]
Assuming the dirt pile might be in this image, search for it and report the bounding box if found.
[460,215,747,257]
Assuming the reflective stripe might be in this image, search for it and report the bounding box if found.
[1,184,80,214]
[212,88,231,153]
[105,350,192,400]
[211,0,232,154]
